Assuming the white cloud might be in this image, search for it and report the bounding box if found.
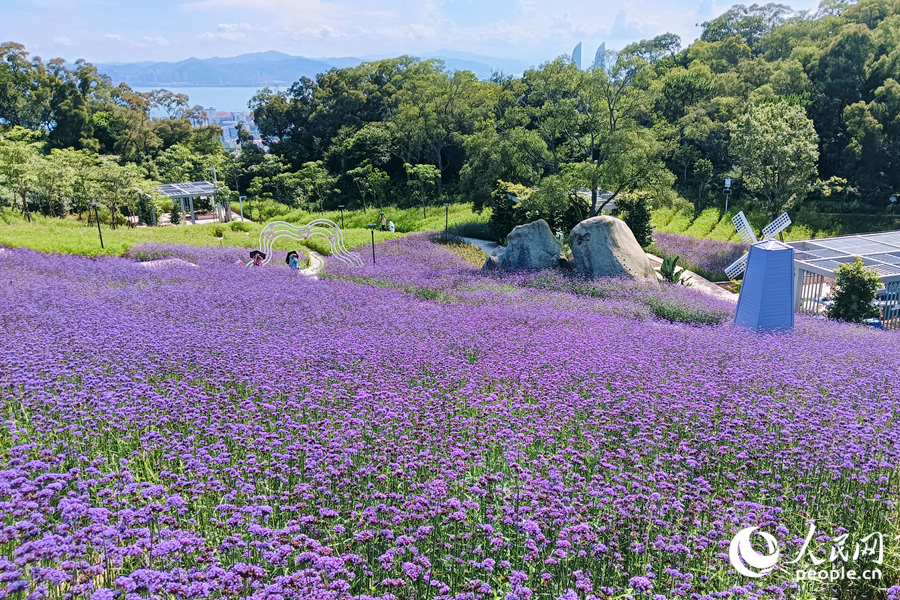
[295,24,343,40]
[216,22,252,32]
[200,31,248,42]
[101,34,123,42]
[138,36,170,46]
[199,22,252,41]
[54,36,75,46]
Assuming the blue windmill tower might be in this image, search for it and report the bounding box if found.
[725,212,795,330]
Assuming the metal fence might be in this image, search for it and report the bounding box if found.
[796,271,900,329]
[878,281,900,330]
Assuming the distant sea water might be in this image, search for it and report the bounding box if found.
[132,86,285,114]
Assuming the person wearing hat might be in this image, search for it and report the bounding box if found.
[286,250,301,270]
[250,250,266,267]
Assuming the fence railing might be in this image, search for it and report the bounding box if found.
[877,281,900,330]
[796,271,900,330]
[796,271,831,316]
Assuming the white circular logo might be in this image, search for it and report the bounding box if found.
[729,527,780,578]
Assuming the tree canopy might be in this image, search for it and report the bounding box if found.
[3,0,900,230]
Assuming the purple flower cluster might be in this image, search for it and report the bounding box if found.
[0,239,898,600]
[651,232,747,281]
[125,243,248,266]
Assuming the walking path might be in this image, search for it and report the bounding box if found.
[458,236,501,255]
[301,250,325,278]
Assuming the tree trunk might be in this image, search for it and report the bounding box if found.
[436,149,444,197]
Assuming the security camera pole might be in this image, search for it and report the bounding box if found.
[724,177,733,213]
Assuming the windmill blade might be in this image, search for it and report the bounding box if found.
[732,212,758,244]
[724,254,748,280]
[761,212,791,240]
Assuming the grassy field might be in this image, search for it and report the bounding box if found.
[0,204,490,258]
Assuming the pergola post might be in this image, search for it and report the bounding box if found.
[793,265,805,311]
[189,197,196,224]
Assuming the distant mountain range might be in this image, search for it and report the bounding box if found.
[97,50,537,87]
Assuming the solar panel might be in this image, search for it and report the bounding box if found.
[808,259,842,271]
[859,242,899,253]
[815,240,856,251]
[873,264,900,276]
[865,233,900,249]
[157,181,217,198]
[805,248,848,259]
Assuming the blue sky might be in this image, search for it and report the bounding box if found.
[5,0,822,64]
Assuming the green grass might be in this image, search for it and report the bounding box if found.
[433,235,489,267]
[657,210,693,234]
[650,207,677,230]
[0,204,489,258]
[683,208,723,238]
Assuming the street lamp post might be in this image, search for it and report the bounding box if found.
[443,202,450,241]
[723,177,733,213]
[338,205,345,229]
[238,196,246,222]
[367,223,377,264]
[90,202,104,249]
[210,166,226,222]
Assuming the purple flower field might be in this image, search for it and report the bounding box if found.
[651,233,747,281]
[1,236,899,600]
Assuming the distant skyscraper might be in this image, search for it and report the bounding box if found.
[572,42,582,70]
[593,43,607,69]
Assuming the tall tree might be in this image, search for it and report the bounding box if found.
[729,100,819,217]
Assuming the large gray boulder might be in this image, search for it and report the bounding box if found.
[483,219,564,271]
[569,216,657,281]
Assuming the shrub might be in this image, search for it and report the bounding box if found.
[659,255,691,285]
[615,191,653,248]
[489,181,532,243]
[170,200,182,225]
[684,208,721,238]
[651,207,676,230]
[646,296,722,325]
[453,221,496,241]
[211,225,226,238]
[229,221,251,232]
[519,175,589,236]
[828,257,880,323]
[659,210,693,234]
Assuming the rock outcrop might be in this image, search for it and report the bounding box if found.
[482,220,564,271]
[568,216,657,281]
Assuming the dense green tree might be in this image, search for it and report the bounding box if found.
[614,191,654,248]
[729,100,819,217]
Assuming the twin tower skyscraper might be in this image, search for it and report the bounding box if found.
[571,42,607,70]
